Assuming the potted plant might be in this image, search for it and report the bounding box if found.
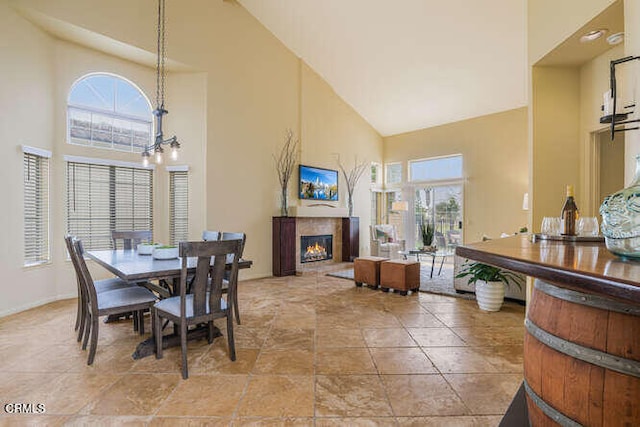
[420,218,435,251]
[455,261,524,311]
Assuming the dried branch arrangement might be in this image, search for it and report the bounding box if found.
[273,129,299,216]
[336,154,368,216]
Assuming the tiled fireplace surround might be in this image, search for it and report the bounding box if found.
[296,217,342,272]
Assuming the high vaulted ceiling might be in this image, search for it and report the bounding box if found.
[238,0,528,136]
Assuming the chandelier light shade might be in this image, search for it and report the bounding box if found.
[143,0,179,166]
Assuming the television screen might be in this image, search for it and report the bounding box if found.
[299,165,339,201]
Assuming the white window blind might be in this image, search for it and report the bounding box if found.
[66,161,153,250]
[169,170,188,245]
[24,151,50,266]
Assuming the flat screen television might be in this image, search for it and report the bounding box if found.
[299,165,339,201]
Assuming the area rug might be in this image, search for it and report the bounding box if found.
[326,264,475,300]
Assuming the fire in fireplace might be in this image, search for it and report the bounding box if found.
[301,234,333,263]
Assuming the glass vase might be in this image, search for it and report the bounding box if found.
[599,154,640,259]
[280,188,288,217]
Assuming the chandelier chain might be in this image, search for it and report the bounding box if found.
[155,0,166,110]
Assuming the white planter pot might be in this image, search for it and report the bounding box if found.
[475,280,505,311]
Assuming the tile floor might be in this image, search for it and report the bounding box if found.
[0,268,525,426]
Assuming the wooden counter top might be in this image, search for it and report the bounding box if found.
[455,235,640,303]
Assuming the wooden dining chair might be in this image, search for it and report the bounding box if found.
[111,230,153,250]
[64,235,140,342]
[70,237,158,365]
[153,239,241,379]
[220,232,246,325]
[202,230,221,241]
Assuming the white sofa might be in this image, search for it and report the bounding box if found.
[370,224,405,259]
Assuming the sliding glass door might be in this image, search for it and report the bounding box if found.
[412,184,463,250]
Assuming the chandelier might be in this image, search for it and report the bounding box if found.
[142,0,179,166]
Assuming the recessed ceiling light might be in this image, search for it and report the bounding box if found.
[607,32,624,45]
[580,29,608,43]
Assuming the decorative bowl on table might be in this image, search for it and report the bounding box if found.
[137,243,161,255]
[152,246,179,260]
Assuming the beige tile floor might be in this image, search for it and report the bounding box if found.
[0,269,525,426]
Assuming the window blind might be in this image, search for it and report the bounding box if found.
[24,152,50,266]
[169,170,188,245]
[66,161,153,250]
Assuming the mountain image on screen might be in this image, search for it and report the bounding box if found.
[299,165,338,201]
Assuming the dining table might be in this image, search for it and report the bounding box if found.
[86,248,253,358]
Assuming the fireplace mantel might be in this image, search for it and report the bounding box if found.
[272,216,359,276]
[289,205,349,218]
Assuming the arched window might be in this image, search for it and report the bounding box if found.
[67,73,152,152]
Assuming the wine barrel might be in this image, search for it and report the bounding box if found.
[524,279,640,426]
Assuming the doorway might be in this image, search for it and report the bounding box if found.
[594,130,625,217]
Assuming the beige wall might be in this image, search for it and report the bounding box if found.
[300,61,383,254]
[579,44,625,215]
[531,67,581,230]
[1,0,55,314]
[529,0,640,230]
[528,0,616,64]
[384,108,529,244]
[1,0,382,315]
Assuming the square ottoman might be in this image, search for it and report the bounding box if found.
[354,256,389,289]
[380,260,420,295]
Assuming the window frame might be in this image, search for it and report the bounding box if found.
[67,73,153,153]
[408,154,463,183]
[65,155,155,251]
[385,162,403,187]
[23,146,51,267]
[370,162,382,188]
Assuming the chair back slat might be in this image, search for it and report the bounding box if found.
[64,235,85,304]
[69,237,99,316]
[178,240,241,319]
[202,230,221,241]
[111,230,152,250]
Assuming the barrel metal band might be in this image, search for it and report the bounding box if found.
[535,280,640,316]
[523,380,582,427]
[525,319,640,378]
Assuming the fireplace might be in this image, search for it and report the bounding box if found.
[301,234,333,263]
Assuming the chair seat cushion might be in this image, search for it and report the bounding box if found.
[94,277,136,293]
[97,287,157,311]
[155,294,228,318]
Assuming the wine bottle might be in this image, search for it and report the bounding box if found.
[560,185,579,236]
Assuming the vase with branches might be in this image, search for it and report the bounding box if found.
[335,155,368,217]
[273,129,299,216]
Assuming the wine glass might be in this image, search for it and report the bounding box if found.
[541,217,561,236]
[577,217,599,236]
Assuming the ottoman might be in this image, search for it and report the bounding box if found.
[354,256,389,289]
[380,260,420,295]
